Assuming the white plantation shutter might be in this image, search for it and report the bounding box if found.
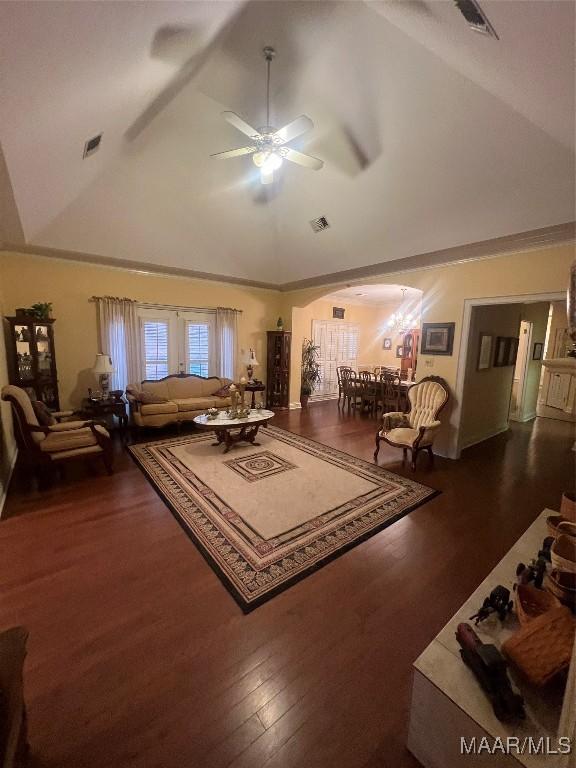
[187,322,210,376]
[143,320,169,380]
[312,320,359,396]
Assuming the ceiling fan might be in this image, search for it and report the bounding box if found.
[211,46,324,185]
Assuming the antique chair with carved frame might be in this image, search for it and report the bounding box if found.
[2,385,113,486]
[374,376,449,471]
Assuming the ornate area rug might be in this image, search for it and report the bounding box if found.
[129,425,438,611]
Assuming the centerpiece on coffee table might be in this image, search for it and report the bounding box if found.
[194,379,275,453]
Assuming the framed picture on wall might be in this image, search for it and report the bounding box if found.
[383,337,392,350]
[507,337,519,367]
[477,333,493,370]
[533,342,543,360]
[494,336,508,367]
[420,322,455,355]
[396,344,404,358]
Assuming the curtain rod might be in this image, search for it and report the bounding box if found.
[90,295,135,302]
[90,297,242,313]
[137,302,242,314]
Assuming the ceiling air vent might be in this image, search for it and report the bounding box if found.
[83,133,103,158]
[453,0,498,39]
[310,216,330,233]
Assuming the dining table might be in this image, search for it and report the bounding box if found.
[345,372,413,413]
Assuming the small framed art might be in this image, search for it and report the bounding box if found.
[507,337,519,367]
[420,322,455,356]
[533,342,543,360]
[494,336,508,367]
[396,345,405,358]
[477,333,493,370]
[383,337,392,350]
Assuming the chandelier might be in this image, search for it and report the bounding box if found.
[386,288,415,333]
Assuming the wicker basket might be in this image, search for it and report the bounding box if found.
[547,516,576,539]
[502,606,576,686]
[551,534,576,574]
[560,491,576,522]
[545,570,576,611]
[516,583,560,626]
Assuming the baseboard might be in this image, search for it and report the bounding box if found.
[289,402,301,410]
[309,394,338,402]
[460,425,510,451]
[0,448,18,519]
[509,411,537,423]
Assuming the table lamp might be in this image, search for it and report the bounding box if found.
[243,348,259,382]
[93,354,114,398]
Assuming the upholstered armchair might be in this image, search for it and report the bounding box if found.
[374,376,449,470]
[2,385,113,484]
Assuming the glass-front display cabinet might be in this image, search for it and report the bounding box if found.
[4,315,60,409]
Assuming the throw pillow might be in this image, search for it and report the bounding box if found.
[214,384,232,398]
[136,391,168,405]
[31,400,55,426]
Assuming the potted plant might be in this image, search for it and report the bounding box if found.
[300,338,321,408]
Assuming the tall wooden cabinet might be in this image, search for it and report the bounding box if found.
[266,331,291,409]
[401,329,420,380]
[4,315,60,409]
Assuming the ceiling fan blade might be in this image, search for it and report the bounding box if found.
[210,146,256,160]
[283,148,324,171]
[260,167,274,185]
[223,111,261,139]
[272,115,314,145]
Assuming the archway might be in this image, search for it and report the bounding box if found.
[289,283,423,407]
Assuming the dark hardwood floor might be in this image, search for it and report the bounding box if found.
[1,404,574,768]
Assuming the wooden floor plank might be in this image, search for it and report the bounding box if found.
[1,404,573,768]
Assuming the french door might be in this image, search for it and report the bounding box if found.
[139,308,216,380]
[312,320,359,397]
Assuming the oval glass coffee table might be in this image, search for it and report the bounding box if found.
[193,409,275,453]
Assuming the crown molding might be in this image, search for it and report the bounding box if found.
[2,221,574,295]
[0,242,279,292]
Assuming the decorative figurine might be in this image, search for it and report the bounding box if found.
[456,622,525,722]
[516,556,547,589]
[469,585,513,625]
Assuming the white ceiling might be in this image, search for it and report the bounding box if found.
[325,284,422,307]
[0,0,574,286]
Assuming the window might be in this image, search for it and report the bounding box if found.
[186,322,210,376]
[142,320,169,380]
[312,320,359,396]
[138,308,218,379]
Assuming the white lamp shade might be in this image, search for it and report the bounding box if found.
[242,349,259,367]
[93,354,114,374]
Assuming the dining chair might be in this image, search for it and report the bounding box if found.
[336,366,352,407]
[340,368,354,411]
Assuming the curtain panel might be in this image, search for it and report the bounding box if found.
[215,308,239,380]
[95,297,142,391]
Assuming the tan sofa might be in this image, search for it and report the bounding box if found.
[127,373,233,428]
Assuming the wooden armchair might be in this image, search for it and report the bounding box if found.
[2,385,113,485]
[336,366,352,407]
[374,376,449,470]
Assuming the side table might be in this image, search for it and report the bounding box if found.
[244,382,266,409]
[80,396,128,437]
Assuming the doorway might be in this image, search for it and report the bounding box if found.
[509,320,533,421]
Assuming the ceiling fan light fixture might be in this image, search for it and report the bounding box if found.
[261,152,283,173]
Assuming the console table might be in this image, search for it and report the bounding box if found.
[408,509,572,768]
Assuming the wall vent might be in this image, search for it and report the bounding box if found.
[83,133,103,158]
[310,216,330,233]
[453,0,498,38]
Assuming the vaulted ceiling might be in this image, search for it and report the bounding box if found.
[0,0,574,286]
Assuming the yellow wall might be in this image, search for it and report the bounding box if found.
[281,244,575,455]
[0,252,280,410]
[289,297,419,402]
